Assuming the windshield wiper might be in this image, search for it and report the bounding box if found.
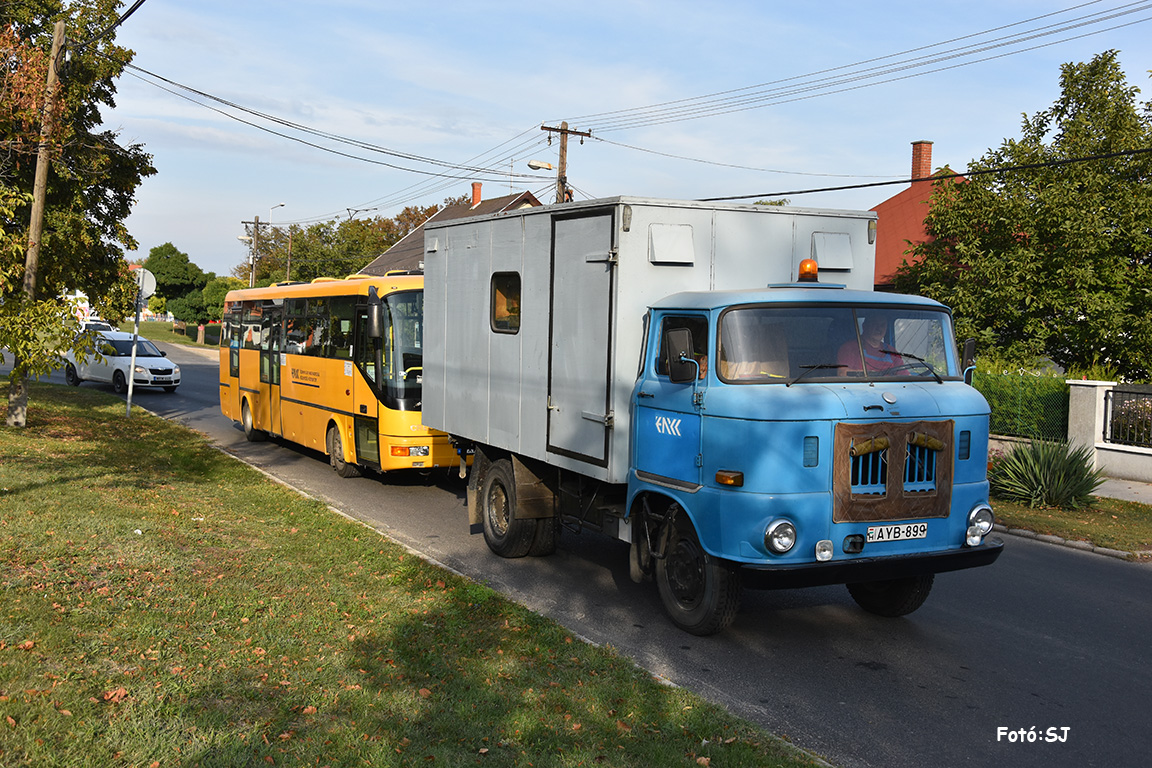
[879,349,943,384]
[786,363,846,387]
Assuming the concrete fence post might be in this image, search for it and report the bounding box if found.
[1066,380,1115,469]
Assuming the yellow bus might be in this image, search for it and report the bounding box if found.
[219,272,458,477]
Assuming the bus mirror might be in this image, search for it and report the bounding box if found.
[666,328,697,383]
[961,338,976,385]
[367,304,384,340]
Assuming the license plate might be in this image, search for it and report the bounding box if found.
[154,377,170,383]
[867,522,928,543]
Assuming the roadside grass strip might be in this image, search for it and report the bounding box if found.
[0,384,819,768]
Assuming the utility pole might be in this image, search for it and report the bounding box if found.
[241,215,261,287]
[7,20,65,428]
[541,122,591,204]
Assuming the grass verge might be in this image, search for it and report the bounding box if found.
[0,383,818,768]
[991,495,1152,556]
[116,320,218,348]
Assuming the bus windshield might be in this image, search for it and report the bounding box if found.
[383,291,423,408]
[717,304,959,383]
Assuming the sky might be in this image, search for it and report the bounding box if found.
[97,0,1152,278]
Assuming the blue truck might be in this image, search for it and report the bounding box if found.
[422,197,1002,634]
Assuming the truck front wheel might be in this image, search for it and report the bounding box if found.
[481,458,537,558]
[656,519,741,635]
[846,574,934,617]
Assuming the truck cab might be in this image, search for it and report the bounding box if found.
[627,280,1001,634]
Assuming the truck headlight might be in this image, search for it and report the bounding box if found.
[967,503,994,546]
[968,504,994,535]
[764,520,796,554]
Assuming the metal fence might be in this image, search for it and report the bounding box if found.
[971,372,1069,441]
[1104,388,1152,448]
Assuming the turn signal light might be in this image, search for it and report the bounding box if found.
[715,470,744,487]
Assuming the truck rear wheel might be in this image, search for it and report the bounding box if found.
[481,458,537,558]
[656,518,741,636]
[847,574,934,617]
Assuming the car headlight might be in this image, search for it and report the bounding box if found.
[764,519,797,554]
[134,365,146,374]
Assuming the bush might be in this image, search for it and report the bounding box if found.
[989,440,1104,509]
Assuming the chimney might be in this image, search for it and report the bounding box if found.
[911,140,934,181]
[471,182,482,208]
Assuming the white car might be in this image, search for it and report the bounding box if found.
[64,331,181,393]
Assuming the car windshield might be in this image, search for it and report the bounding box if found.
[717,304,959,383]
[109,339,163,357]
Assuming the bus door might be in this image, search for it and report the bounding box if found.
[352,305,381,467]
[260,304,283,436]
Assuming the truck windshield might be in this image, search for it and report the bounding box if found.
[717,305,959,383]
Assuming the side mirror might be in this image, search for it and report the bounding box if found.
[367,287,384,340]
[666,328,698,384]
[961,338,976,385]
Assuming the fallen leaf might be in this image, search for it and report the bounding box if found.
[16,640,34,651]
[616,720,631,732]
[418,688,431,698]
[5,715,15,728]
[102,688,129,703]
[479,748,489,755]
[302,706,317,715]
[696,758,711,767]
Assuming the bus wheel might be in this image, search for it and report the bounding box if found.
[847,574,934,617]
[326,425,361,478]
[480,458,536,558]
[241,400,266,442]
[656,518,741,636]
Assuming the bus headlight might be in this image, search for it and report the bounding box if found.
[764,520,797,554]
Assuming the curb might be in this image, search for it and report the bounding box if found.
[993,523,1133,560]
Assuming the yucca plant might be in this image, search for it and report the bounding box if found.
[989,439,1105,509]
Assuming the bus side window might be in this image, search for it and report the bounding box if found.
[329,297,355,360]
[304,298,328,357]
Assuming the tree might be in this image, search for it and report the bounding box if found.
[894,51,1152,380]
[201,275,244,321]
[237,196,467,284]
[143,242,207,300]
[2,4,156,426]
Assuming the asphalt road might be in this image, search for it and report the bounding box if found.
[10,341,1152,768]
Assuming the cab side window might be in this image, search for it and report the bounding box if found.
[655,315,709,379]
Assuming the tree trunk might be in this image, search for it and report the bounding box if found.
[5,356,29,428]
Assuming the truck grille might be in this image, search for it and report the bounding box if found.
[834,421,953,523]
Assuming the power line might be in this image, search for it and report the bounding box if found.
[697,147,1152,202]
[117,60,550,182]
[561,1,1152,132]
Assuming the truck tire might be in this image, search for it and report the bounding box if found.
[527,514,559,557]
[656,518,742,636]
[481,458,537,558]
[846,574,934,617]
[327,425,361,478]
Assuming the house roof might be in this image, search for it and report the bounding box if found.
[358,190,542,275]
